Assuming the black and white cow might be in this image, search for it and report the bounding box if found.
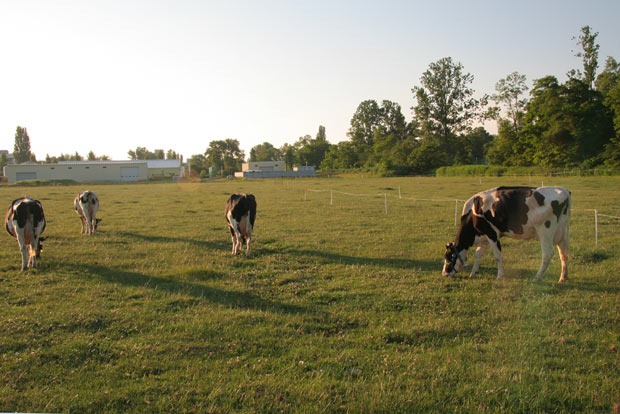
[443,186,570,283]
[74,191,100,235]
[5,197,47,271]
[225,194,257,257]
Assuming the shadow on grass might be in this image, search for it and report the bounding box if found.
[263,245,438,271]
[116,231,230,251]
[65,262,308,315]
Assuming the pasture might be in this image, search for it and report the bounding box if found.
[1,176,618,413]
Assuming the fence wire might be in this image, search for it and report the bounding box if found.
[304,187,619,248]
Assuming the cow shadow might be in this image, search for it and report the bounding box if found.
[65,262,308,315]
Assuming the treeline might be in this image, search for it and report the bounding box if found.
[243,25,620,175]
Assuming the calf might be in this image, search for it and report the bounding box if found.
[74,191,100,235]
[5,197,47,271]
[225,194,257,257]
[442,186,570,282]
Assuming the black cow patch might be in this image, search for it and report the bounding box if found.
[545,221,551,228]
[483,187,535,235]
[534,191,545,206]
[551,199,569,220]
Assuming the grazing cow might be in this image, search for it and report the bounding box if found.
[5,197,47,271]
[225,194,257,257]
[74,191,100,235]
[442,186,571,283]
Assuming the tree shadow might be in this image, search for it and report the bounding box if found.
[64,262,308,315]
[116,231,230,251]
[257,243,438,271]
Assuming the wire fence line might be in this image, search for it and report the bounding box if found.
[303,187,620,248]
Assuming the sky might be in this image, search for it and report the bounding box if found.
[1,0,619,161]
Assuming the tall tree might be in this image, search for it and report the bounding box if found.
[348,100,382,149]
[13,126,32,163]
[570,25,600,89]
[316,125,327,141]
[0,151,8,171]
[490,72,529,133]
[412,57,483,141]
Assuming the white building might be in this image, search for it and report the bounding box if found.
[3,159,184,183]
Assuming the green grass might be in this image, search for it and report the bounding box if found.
[1,176,618,413]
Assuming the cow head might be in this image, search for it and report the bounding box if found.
[36,237,47,258]
[442,243,466,277]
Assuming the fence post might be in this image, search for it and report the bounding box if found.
[304,188,307,201]
[398,187,401,199]
[384,194,388,215]
[330,190,333,206]
[594,209,599,248]
[454,200,458,226]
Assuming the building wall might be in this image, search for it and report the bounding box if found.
[148,167,183,178]
[242,161,286,172]
[3,162,149,183]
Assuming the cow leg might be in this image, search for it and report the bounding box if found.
[556,236,569,283]
[80,216,86,234]
[242,216,252,258]
[534,232,555,282]
[470,246,486,278]
[229,227,237,254]
[28,240,37,269]
[488,239,504,280]
[16,233,28,271]
[556,244,568,283]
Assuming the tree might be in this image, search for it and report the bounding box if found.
[321,141,363,170]
[316,125,327,141]
[595,57,619,96]
[128,147,159,160]
[280,143,296,170]
[412,57,484,142]
[88,151,97,161]
[205,139,245,176]
[166,149,181,160]
[348,100,382,150]
[295,136,331,168]
[519,76,614,167]
[0,152,8,171]
[188,154,206,176]
[249,142,281,162]
[13,126,32,163]
[570,25,600,89]
[490,72,529,134]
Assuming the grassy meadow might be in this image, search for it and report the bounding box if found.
[0,176,618,413]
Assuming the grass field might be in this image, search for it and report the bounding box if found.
[1,176,618,413]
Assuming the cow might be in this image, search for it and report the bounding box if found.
[5,197,47,271]
[74,191,100,235]
[442,186,571,283]
[225,194,257,257]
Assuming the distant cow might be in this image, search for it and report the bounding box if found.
[5,197,47,270]
[74,191,100,235]
[225,194,257,257]
[442,186,570,283]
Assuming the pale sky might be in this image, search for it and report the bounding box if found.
[1,0,619,161]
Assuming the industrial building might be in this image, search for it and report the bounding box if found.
[3,159,184,183]
[234,161,315,178]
